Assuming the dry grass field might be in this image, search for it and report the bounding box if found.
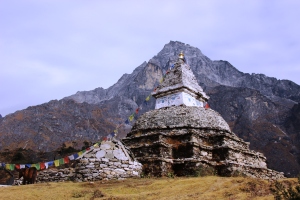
[0,176,298,200]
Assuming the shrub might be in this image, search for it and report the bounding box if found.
[272,175,300,200]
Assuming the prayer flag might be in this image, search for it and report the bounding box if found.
[145,95,151,101]
[73,154,79,159]
[82,149,86,153]
[102,136,107,141]
[93,143,99,148]
[64,157,70,164]
[40,162,46,170]
[159,78,164,83]
[143,101,148,106]
[125,119,129,124]
[1,163,5,168]
[78,151,83,156]
[68,155,75,160]
[25,164,31,168]
[48,161,54,167]
[59,158,64,165]
[31,164,36,169]
[135,108,139,114]
[153,87,157,92]
[20,164,25,169]
[5,164,10,170]
[129,114,134,121]
[86,147,91,151]
[205,103,210,109]
[114,129,118,133]
[54,160,60,167]
[15,164,20,170]
[170,64,174,69]
[35,163,40,170]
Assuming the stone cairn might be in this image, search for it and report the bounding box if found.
[37,139,142,182]
[123,52,285,180]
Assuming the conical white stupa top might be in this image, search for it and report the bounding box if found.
[152,52,209,109]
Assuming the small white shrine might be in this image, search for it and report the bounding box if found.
[152,52,209,109]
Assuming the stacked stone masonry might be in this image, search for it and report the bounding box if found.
[36,139,142,183]
[123,106,284,180]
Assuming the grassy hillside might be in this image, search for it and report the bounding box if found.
[0,176,298,200]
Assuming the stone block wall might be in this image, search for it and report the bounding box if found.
[34,140,143,183]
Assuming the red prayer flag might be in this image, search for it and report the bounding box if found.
[15,164,20,170]
[135,108,139,114]
[205,103,210,109]
[40,162,46,170]
[64,156,70,164]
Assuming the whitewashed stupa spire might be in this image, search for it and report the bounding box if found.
[152,52,209,109]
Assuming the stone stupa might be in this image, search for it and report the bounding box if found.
[123,52,284,180]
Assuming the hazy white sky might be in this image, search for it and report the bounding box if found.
[1,0,299,116]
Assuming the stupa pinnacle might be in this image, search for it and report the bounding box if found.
[152,52,209,109]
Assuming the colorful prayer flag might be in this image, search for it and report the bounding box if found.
[145,95,150,101]
[125,119,129,124]
[20,164,25,169]
[54,160,60,167]
[35,163,41,170]
[64,157,70,164]
[25,164,31,168]
[205,103,210,109]
[129,114,134,121]
[114,129,118,133]
[40,162,46,170]
[93,143,99,148]
[59,158,64,165]
[15,164,20,170]
[78,151,83,156]
[159,78,164,83]
[135,108,139,114]
[73,154,79,159]
[68,155,75,161]
[143,101,148,106]
[48,161,54,167]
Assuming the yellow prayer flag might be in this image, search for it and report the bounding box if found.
[145,95,150,101]
[114,129,118,133]
[159,78,164,83]
[93,143,99,148]
[5,164,10,170]
[54,160,60,167]
[129,114,134,121]
[78,151,83,156]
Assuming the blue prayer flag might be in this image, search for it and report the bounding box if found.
[48,161,54,167]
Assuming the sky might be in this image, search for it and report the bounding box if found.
[1,0,299,117]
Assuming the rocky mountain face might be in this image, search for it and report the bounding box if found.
[0,41,299,177]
